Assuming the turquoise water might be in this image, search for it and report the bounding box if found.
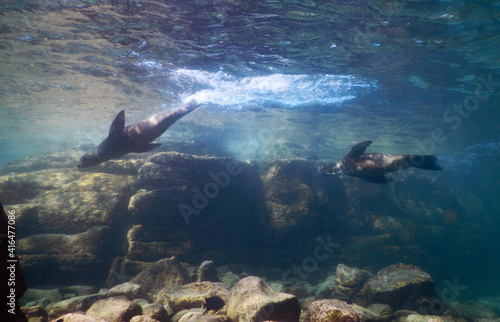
[1,0,500,314]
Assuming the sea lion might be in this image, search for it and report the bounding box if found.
[77,100,200,168]
[324,140,442,183]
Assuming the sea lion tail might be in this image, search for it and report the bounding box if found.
[409,155,442,171]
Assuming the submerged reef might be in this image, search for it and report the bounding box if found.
[0,147,495,321]
[18,259,489,321]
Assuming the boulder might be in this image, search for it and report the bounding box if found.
[21,306,48,321]
[9,171,135,235]
[125,224,192,263]
[314,275,338,299]
[177,310,231,322]
[335,264,373,291]
[197,260,220,282]
[48,294,104,319]
[305,299,376,322]
[155,281,229,313]
[86,297,142,322]
[0,169,81,205]
[52,313,107,321]
[141,303,170,322]
[128,152,266,263]
[367,303,394,321]
[227,276,300,322]
[219,270,240,289]
[129,315,162,322]
[258,159,348,238]
[106,282,148,300]
[17,226,113,285]
[400,314,461,322]
[358,264,436,310]
[130,256,191,297]
[21,288,62,307]
[107,258,156,287]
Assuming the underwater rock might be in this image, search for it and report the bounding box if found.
[357,263,436,310]
[129,315,162,322]
[86,296,142,322]
[258,159,348,236]
[305,299,376,322]
[177,310,231,321]
[130,256,191,298]
[136,152,250,189]
[8,171,135,235]
[17,226,113,285]
[171,309,200,322]
[141,303,170,322]
[448,300,500,321]
[196,260,220,283]
[36,172,135,234]
[324,284,358,303]
[21,288,62,307]
[284,282,313,300]
[0,169,81,205]
[125,224,192,262]
[48,294,104,320]
[335,264,373,291]
[314,274,338,300]
[129,152,267,263]
[78,158,146,176]
[227,276,300,322]
[52,313,107,321]
[155,281,229,313]
[108,258,156,287]
[398,313,463,322]
[60,286,96,298]
[106,282,148,300]
[128,188,191,226]
[218,270,240,289]
[367,303,394,321]
[21,305,48,321]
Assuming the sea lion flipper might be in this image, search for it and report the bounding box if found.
[408,155,442,170]
[133,143,162,153]
[108,110,126,137]
[348,140,373,159]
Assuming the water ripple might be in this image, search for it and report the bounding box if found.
[173,69,377,108]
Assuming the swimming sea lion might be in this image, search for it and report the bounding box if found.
[324,140,441,183]
[77,100,200,168]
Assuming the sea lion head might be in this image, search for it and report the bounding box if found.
[77,151,102,168]
[324,162,343,175]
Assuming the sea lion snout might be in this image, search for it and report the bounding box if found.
[77,151,100,168]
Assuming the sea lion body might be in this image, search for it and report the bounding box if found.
[325,140,441,183]
[77,100,200,168]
